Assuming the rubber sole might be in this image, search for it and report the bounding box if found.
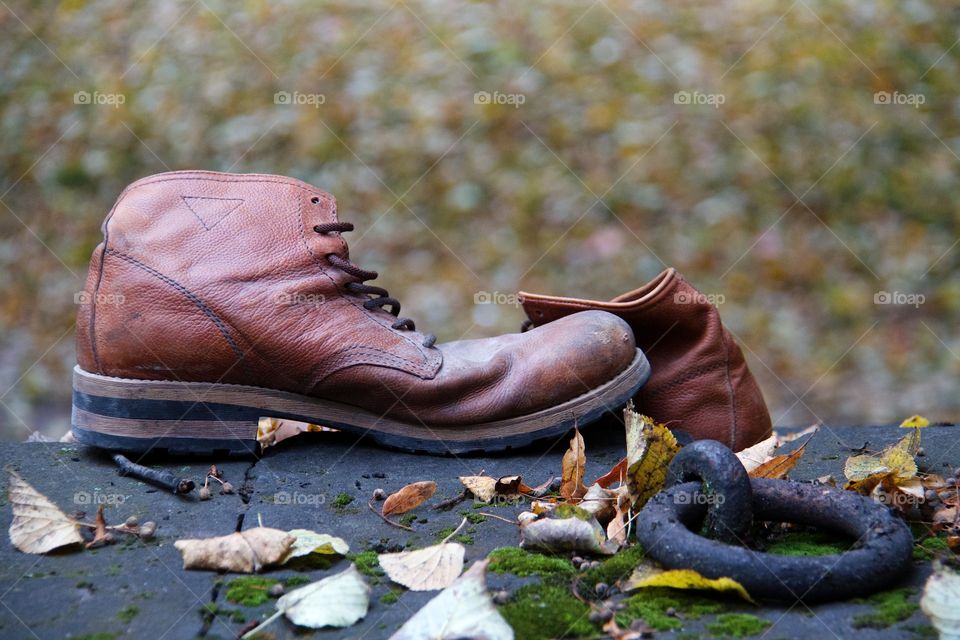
[71,349,650,456]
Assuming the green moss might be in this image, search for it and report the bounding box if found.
[913,536,950,561]
[705,613,771,637]
[73,634,116,640]
[852,588,918,629]
[399,513,418,527]
[765,531,849,557]
[554,504,594,520]
[616,588,726,631]
[332,493,355,509]
[284,575,311,587]
[380,589,402,604]
[488,547,575,577]
[225,576,280,606]
[463,511,487,524]
[433,526,474,544]
[580,544,647,588]
[905,623,938,638]
[349,551,384,581]
[498,583,595,639]
[116,605,139,624]
[201,602,247,624]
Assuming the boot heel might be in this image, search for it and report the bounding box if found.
[71,366,261,457]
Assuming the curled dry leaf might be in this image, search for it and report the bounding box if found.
[735,434,778,473]
[594,457,627,489]
[624,404,681,508]
[285,530,349,562]
[579,483,616,524]
[459,475,498,503]
[379,542,465,591]
[606,486,631,546]
[389,560,514,640]
[7,469,83,554]
[560,428,587,501]
[85,505,113,549]
[174,527,294,572]
[901,414,930,429]
[382,481,437,516]
[748,441,808,480]
[626,560,755,603]
[921,562,960,640]
[845,433,919,504]
[257,417,339,449]
[520,515,617,555]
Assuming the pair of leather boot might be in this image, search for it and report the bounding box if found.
[72,171,770,456]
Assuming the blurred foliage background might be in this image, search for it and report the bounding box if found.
[1,0,959,439]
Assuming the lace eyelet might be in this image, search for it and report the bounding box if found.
[311,196,320,204]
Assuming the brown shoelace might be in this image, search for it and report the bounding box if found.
[314,222,436,349]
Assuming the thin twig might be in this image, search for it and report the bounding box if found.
[368,500,414,531]
[440,517,469,544]
[112,454,194,495]
[475,511,521,526]
[433,488,469,511]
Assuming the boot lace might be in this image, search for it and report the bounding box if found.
[314,222,436,348]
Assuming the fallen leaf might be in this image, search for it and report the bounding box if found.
[7,469,83,554]
[901,415,930,429]
[520,515,617,555]
[383,481,437,516]
[242,564,370,637]
[174,527,294,572]
[257,417,338,449]
[459,475,498,503]
[606,487,631,546]
[389,560,514,640]
[496,475,528,494]
[379,542,465,591]
[560,428,587,501]
[749,442,808,479]
[626,560,755,603]
[624,403,681,508]
[285,530,349,561]
[736,434,777,473]
[775,424,820,444]
[579,482,616,524]
[845,433,918,483]
[921,562,960,640]
[594,457,627,488]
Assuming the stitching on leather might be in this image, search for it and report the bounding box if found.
[720,331,738,448]
[642,360,726,395]
[181,195,244,231]
[105,249,250,374]
[126,173,334,204]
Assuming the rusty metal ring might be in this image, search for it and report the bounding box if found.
[665,440,753,543]
[637,478,914,601]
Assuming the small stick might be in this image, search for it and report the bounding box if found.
[112,454,195,495]
[367,500,414,531]
[433,489,468,511]
[475,511,520,526]
[440,517,469,544]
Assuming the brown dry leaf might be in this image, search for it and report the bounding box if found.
[85,505,113,549]
[624,403,681,508]
[7,469,83,554]
[459,476,497,503]
[606,487,631,546]
[257,417,338,449]
[749,442,808,479]
[560,428,587,501]
[735,434,777,472]
[379,542,465,591]
[383,481,437,516]
[579,483,616,524]
[174,527,295,572]
[594,457,627,488]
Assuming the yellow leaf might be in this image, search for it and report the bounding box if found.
[625,561,755,603]
[560,428,587,501]
[844,434,917,483]
[900,415,930,429]
[624,403,681,508]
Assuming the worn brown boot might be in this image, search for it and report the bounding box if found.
[72,171,649,455]
[519,269,771,450]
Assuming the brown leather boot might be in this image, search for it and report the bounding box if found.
[73,171,649,455]
[519,269,771,450]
